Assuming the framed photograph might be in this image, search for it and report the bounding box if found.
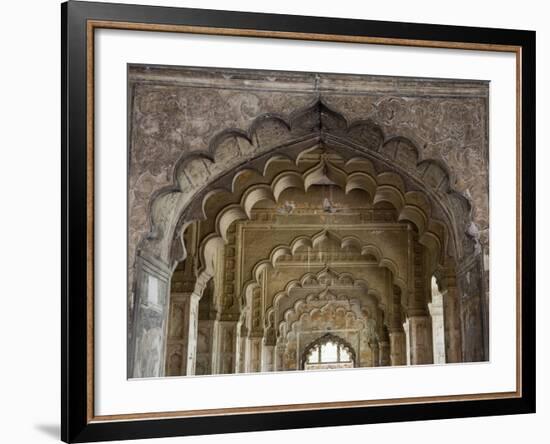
[61,1,536,442]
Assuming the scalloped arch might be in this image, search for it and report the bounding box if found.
[194,159,448,272]
[251,267,386,333]
[244,230,408,301]
[301,332,358,367]
[138,98,473,268]
[278,298,376,342]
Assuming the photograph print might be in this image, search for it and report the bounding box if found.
[127,64,489,379]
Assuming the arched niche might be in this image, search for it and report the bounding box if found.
[277,297,376,370]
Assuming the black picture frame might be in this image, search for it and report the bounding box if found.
[61,1,536,442]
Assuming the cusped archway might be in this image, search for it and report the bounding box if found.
[130,99,483,378]
[140,99,472,270]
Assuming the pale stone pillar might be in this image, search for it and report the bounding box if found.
[130,254,172,378]
[441,275,463,363]
[406,235,434,365]
[261,328,276,372]
[169,267,212,376]
[428,277,446,364]
[403,318,411,365]
[388,285,406,366]
[183,293,201,375]
[407,314,434,365]
[369,341,380,367]
[236,325,248,374]
[165,291,201,376]
[195,319,217,375]
[480,238,490,361]
[261,344,275,372]
[246,334,263,373]
[163,224,204,377]
[274,342,286,371]
[378,340,390,367]
[215,320,237,374]
[389,328,407,366]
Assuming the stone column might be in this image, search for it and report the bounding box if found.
[236,325,248,374]
[441,274,463,363]
[480,236,490,361]
[261,344,275,372]
[195,318,216,375]
[379,341,390,366]
[407,313,434,365]
[378,327,391,367]
[389,328,407,366]
[261,328,276,372]
[165,290,191,377]
[182,293,201,375]
[130,254,172,378]
[215,320,238,374]
[370,340,380,366]
[246,332,263,373]
[164,290,201,376]
[274,342,286,371]
[388,285,406,366]
[429,278,446,364]
[403,318,411,365]
[406,238,434,365]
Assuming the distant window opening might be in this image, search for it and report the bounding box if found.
[302,333,356,370]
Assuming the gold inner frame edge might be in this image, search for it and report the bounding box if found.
[85,19,523,423]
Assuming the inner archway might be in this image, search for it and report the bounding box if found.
[162,144,457,376]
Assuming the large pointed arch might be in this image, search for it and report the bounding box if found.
[130,96,487,378]
[137,99,474,271]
